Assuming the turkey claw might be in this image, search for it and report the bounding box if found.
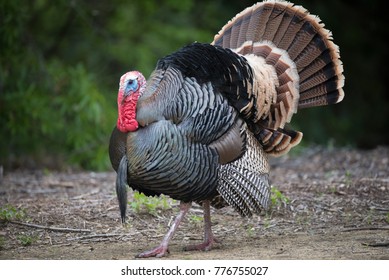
[135,246,170,258]
[184,237,220,252]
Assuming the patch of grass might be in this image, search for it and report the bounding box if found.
[17,234,37,246]
[270,186,290,208]
[0,205,26,221]
[129,191,172,216]
[365,209,375,225]
[246,226,255,237]
[263,215,272,229]
[188,214,203,226]
[329,185,338,194]
[344,170,353,186]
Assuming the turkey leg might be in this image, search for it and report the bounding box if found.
[136,201,191,258]
[184,200,219,251]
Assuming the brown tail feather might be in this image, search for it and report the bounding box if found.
[272,3,297,45]
[212,0,344,155]
[260,5,285,42]
[257,126,303,156]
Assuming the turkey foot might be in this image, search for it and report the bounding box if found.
[184,200,219,252]
[184,235,220,251]
[135,201,191,258]
[136,245,170,258]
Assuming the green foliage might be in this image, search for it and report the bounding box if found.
[0,205,26,221]
[17,234,37,246]
[262,216,272,229]
[270,186,290,208]
[1,59,115,169]
[246,226,255,237]
[188,214,203,226]
[46,62,116,169]
[130,191,172,215]
[1,0,117,170]
[344,170,353,186]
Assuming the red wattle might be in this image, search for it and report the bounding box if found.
[127,119,139,132]
[117,92,140,133]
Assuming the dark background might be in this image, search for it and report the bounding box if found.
[1,0,388,170]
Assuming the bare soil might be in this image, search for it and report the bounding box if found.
[0,147,388,260]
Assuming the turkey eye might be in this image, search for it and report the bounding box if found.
[124,78,139,95]
[128,79,138,88]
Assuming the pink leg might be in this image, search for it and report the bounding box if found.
[136,201,191,258]
[184,200,219,251]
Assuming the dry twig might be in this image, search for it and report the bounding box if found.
[341,226,389,232]
[67,233,125,241]
[362,242,389,247]
[8,220,91,233]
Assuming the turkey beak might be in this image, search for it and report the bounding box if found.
[121,88,131,105]
[124,87,132,97]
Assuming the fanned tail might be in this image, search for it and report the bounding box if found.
[212,0,345,155]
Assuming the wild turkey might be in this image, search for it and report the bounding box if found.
[109,0,344,258]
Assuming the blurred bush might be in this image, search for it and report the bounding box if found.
[0,0,387,170]
[0,0,117,170]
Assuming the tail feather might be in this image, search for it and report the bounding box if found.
[229,19,241,50]
[277,12,306,52]
[245,8,262,45]
[300,62,342,92]
[261,5,285,42]
[301,78,337,99]
[236,14,250,47]
[212,0,345,155]
[299,89,344,109]
[272,3,296,45]
[294,35,328,69]
[258,127,303,155]
[251,4,273,42]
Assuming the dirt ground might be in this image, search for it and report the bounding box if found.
[0,146,388,260]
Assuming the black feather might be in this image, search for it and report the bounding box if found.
[156,42,262,126]
[116,155,128,224]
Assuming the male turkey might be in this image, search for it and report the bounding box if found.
[109,0,344,258]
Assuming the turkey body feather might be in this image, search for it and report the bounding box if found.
[108,0,344,258]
